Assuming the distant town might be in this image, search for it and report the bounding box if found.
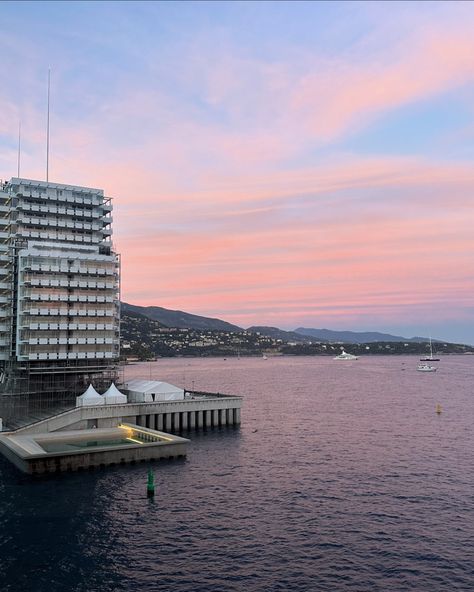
[120,304,474,360]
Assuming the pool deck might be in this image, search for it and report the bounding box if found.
[0,424,189,475]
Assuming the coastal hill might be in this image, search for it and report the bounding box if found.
[247,326,312,343]
[120,303,474,359]
[122,302,242,331]
[294,327,432,344]
[123,303,432,343]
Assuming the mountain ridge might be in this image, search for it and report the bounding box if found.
[294,327,433,344]
[121,302,242,332]
[122,302,440,343]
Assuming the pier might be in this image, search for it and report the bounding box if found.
[0,390,242,474]
[6,390,242,435]
[0,423,190,475]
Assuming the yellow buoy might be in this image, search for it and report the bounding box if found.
[436,404,442,415]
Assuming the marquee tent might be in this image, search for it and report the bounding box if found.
[76,384,105,407]
[103,382,128,405]
[124,379,184,402]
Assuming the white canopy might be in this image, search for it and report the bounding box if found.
[76,384,105,407]
[125,379,184,402]
[103,382,127,405]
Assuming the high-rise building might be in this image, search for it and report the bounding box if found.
[0,177,120,419]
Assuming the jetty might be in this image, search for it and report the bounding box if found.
[0,389,242,475]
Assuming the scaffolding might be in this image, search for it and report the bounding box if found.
[0,358,120,428]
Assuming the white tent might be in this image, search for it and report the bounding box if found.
[76,384,105,407]
[125,379,184,402]
[103,382,127,405]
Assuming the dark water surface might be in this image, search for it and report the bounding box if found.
[1,355,473,591]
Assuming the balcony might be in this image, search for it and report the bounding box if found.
[26,350,116,361]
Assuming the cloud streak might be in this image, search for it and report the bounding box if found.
[1,2,474,341]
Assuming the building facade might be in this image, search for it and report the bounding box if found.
[0,177,120,416]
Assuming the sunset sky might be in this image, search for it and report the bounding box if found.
[1,1,473,343]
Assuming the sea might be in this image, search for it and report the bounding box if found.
[1,355,473,592]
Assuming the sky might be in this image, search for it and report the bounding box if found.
[1,1,474,343]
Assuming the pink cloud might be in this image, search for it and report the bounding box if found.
[289,25,474,141]
[118,186,474,330]
[2,14,474,337]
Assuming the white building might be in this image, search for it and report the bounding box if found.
[0,177,120,406]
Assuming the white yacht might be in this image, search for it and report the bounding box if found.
[334,350,358,360]
[417,363,437,372]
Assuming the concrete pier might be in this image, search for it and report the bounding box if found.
[0,424,190,475]
[0,390,242,475]
[6,390,243,436]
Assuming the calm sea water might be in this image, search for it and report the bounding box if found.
[1,355,473,592]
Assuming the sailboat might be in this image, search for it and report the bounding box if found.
[420,337,440,362]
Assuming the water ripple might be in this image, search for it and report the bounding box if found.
[1,355,474,591]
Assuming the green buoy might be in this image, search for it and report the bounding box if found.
[147,467,155,497]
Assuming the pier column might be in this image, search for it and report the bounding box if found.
[205,410,212,428]
[189,412,196,430]
[165,414,173,432]
[138,415,147,426]
[157,414,163,431]
[196,411,203,429]
[173,412,181,432]
[181,412,188,431]
[234,408,241,425]
[212,409,219,427]
[226,409,234,425]
[219,409,227,426]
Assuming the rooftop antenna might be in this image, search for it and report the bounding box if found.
[46,68,51,182]
[17,120,21,178]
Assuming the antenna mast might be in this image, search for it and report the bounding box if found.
[46,68,51,182]
[17,121,21,178]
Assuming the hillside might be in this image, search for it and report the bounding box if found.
[120,309,281,358]
[119,307,474,359]
[294,327,431,344]
[122,302,242,332]
[119,303,473,358]
[247,326,313,343]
